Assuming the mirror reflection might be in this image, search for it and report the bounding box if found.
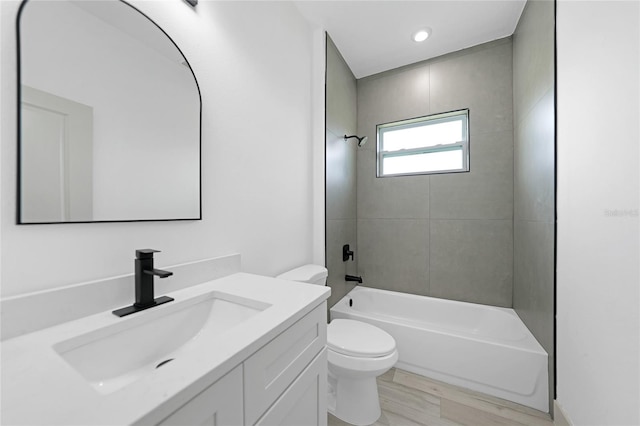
[18,0,201,223]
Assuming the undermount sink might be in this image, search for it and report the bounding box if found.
[53,291,270,394]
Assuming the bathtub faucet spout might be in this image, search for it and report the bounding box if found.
[345,274,363,283]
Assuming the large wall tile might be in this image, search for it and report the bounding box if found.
[355,38,514,309]
[326,218,358,308]
[325,36,358,309]
[512,1,555,413]
[356,65,430,162]
[326,37,357,137]
[357,65,430,133]
[513,0,555,125]
[513,220,554,352]
[357,148,430,219]
[430,41,513,134]
[430,130,513,220]
[513,219,555,412]
[357,219,429,295]
[514,89,555,223]
[429,219,513,307]
[326,129,356,220]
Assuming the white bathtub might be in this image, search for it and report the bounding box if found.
[330,286,549,413]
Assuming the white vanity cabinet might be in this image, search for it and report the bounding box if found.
[255,348,327,426]
[158,365,244,426]
[157,303,327,426]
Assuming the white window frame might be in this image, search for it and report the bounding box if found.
[377,109,470,177]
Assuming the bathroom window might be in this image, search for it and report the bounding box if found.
[377,109,469,177]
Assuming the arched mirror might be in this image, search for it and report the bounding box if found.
[17,0,201,224]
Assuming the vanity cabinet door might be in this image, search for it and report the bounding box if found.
[158,365,243,426]
[244,304,326,425]
[255,348,327,426]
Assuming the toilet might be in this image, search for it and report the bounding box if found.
[277,264,398,426]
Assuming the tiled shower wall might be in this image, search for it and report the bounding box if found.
[356,38,514,307]
[325,36,358,308]
[512,0,556,412]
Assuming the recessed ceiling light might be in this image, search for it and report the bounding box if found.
[412,28,431,43]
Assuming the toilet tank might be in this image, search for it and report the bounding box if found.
[276,264,328,286]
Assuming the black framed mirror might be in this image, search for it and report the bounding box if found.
[17,0,201,224]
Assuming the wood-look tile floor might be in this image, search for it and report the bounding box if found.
[328,368,555,426]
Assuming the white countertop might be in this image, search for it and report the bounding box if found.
[1,273,330,425]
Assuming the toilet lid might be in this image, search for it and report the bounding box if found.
[327,319,396,358]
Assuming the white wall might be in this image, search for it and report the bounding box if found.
[311,28,326,267]
[1,0,319,297]
[557,1,640,424]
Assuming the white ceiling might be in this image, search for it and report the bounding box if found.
[294,1,526,78]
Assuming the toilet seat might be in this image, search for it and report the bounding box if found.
[328,319,396,358]
[328,346,398,376]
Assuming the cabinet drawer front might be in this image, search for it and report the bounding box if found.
[255,348,327,426]
[158,365,243,426]
[244,303,326,425]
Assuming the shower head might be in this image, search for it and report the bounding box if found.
[344,134,368,147]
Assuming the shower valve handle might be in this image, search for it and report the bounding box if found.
[343,244,354,262]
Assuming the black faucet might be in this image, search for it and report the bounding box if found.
[112,249,174,317]
[345,274,363,283]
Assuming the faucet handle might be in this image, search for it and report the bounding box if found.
[136,249,161,259]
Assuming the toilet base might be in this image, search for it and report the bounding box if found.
[328,372,381,426]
